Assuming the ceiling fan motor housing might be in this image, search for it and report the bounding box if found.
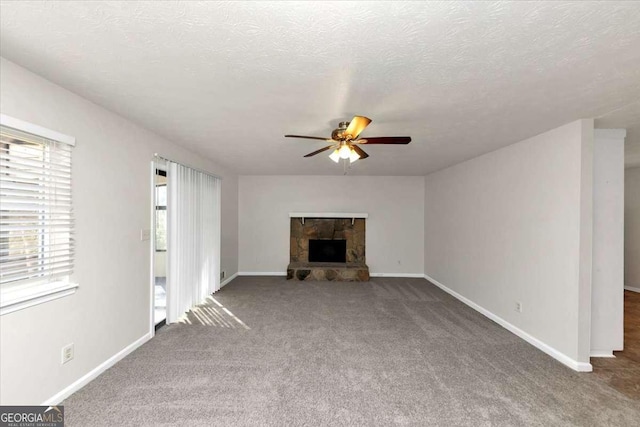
[331,121,351,140]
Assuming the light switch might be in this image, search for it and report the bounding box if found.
[140,229,151,241]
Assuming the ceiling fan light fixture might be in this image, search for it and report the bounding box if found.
[349,148,360,163]
[329,149,341,163]
[338,144,351,159]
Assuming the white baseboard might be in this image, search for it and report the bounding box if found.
[237,272,287,276]
[590,351,615,358]
[221,272,239,287]
[42,332,152,405]
[624,286,640,293]
[369,273,425,278]
[423,273,592,373]
[238,272,424,278]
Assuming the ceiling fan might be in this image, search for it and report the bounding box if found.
[285,116,411,163]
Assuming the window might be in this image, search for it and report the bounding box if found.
[0,115,76,315]
[155,182,167,251]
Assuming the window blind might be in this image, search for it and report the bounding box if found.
[0,125,74,289]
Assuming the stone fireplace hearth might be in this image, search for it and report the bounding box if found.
[287,214,370,281]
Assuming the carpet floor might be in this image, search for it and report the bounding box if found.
[592,290,640,399]
[64,277,640,426]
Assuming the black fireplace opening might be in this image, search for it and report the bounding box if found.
[309,239,346,263]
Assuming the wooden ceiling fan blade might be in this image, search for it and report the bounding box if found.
[304,145,334,157]
[351,144,369,159]
[357,136,411,144]
[285,135,332,141]
[344,116,372,139]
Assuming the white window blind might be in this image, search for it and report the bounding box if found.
[0,125,74,290]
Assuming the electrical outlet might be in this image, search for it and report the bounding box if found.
[220,271,226,280]
[61,343,74,364]
[515,302,523,313]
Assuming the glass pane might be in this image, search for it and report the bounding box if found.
[155,209,167,251]
[156,185,167,207]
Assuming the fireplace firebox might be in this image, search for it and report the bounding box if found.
[309,239,346,263]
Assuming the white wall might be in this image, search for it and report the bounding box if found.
[0,57,239,405]
[221,175,239,279]
[626,167,640,291]
[591,130,625,356]
[424,120,594,369]
[238,176,424,275]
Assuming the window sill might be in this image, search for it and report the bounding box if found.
[0,282,79,316]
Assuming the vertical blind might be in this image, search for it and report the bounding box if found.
[0,125,74,289]
[166,161,221,323]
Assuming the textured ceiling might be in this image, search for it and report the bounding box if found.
[1,1,639,175]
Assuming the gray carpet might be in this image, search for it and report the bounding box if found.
[64,277,640,426]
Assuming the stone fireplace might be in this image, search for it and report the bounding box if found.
[287,214,370,281]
